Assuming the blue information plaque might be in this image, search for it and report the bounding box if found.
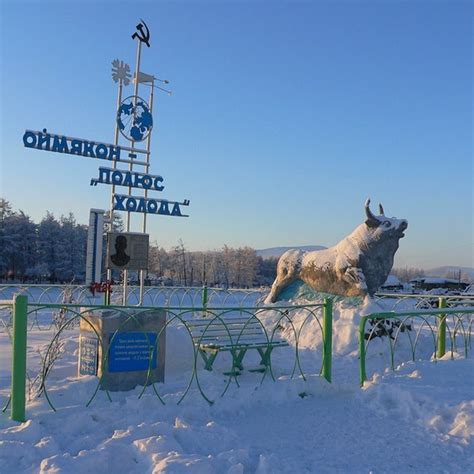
[108,332,157,373]
[79,334,98,376]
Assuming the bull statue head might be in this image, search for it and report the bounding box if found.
[355,199,408,295]
[363,198,407,240]
[265,199,408,303]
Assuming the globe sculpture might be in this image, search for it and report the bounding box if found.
[117,96,153,142]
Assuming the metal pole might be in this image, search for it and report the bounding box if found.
[359,316,367,386]
[139,78,155,305]
[437,297,447,358]
[127,39,143,230]
[109,79,124,218]
[107,79,124,303]
[124,39,143,306]
[201,285,208,308]
[11,294,27,422]
[142,79,154,234]
[201,285,208,317]
[322,297,333,383]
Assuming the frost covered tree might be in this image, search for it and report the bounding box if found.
[0,199,13,277]
[171,240,188,286]
[149,245,170,278]
[1,200,268,286]
[104,211,124,232]
[55,213,87,282]
[0,206,37,281]
[1,202,90,283]
[392,267,426,283]
[37,212,62,282]
[147,243,261,288]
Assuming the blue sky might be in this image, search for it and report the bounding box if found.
[1,0,472,268]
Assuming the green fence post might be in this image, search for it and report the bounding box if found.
[322,298,333,383]
[359,317,367,386]
[437,297,447,358]
[201,285,208,316]
[11,294,27,422]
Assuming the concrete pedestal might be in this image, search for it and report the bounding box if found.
[78,308,166,391]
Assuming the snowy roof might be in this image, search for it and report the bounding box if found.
[409,277,460,284]
[381,275,401,286]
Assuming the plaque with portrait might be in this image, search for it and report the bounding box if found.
[107,232,149,270]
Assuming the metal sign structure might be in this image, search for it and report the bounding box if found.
[23,20,190,304]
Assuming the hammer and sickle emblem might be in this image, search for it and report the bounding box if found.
[132,19,151,47]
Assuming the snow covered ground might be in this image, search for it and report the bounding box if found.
[1,296,473,473]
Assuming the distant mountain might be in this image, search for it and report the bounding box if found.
[256,245,326,259]
[425,266,474,282]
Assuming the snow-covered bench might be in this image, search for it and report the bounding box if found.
[187,316,289,374]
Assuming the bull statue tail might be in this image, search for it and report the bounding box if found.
[264,249,303,304]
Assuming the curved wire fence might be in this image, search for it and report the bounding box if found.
[359,307,474,386]
[2,299,329,419]
[2,284,472,326]
[0,284,267,315]
[0,301,14,414]
[0,285,269,332]
[3,288,473,421]
[0,285,96,306]
[374,292,474,310]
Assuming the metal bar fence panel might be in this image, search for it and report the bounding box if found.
[359,307,474,386]
[0,284,268,310]
[375,292,474,311]
[3,300,331,418]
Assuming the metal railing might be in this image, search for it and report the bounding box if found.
[374,292,474,310]
[2,295,332,421]
[359,302,474,386]
[4,287,473,423]
[0,285,270,332]
[0,284,267,309]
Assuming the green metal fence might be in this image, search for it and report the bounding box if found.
[4,289,473,423]
[0,284,267,309]
[375,292,474,310]
[2,295,332,422]
[0,285,268,332]
[359,302,474,386]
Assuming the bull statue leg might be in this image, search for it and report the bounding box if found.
[341,266,367,295]
[265,250,303,304]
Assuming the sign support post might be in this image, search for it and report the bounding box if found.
[107,64,126,291]
[123,38,143,305]
[138,73,155,305]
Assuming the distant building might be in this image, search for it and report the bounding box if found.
[409,277,469,292]
[380,275,403,292]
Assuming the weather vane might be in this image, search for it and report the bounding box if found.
[111,59,131,86]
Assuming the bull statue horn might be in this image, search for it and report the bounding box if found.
[379,203,385,215]
[365,198,378,222]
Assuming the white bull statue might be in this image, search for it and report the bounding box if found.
[265,199,408,302]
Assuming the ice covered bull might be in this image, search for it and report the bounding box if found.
[265,200,408,302]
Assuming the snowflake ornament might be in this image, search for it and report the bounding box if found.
[111,59,131,86]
